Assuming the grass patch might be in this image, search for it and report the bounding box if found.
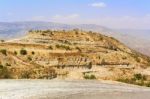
[0,49,7,56]
[55,44,71,50]
[117,73,150,87]
[84,74,96,79]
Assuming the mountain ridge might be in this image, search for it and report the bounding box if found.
[0,21,150,56]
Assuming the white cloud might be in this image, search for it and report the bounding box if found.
[90,2,106,8]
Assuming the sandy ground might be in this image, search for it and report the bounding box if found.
[0,80,150,99]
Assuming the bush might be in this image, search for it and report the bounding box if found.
[0,40,5,42]
[20,49,27,55]
[48,46,53,50]
[84,74,96,79]
[5,63,11,66]
[76,47,81,52]
[0,67,12,78]
[87,62,92,69]
[134,73,146,80]
[146,82,150,87]
[117,73,148,87]
[0,49,7,55]
[55,44,71,50]
[14,51,17,55]
[0,64,3,69]
[90,75,96,79]
[21,71,31,79]
[31,51,35,55]
[27,56,32,61]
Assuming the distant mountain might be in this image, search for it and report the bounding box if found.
[0,21,150,56]
[0,22,111,39]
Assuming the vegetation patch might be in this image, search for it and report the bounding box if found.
[0,49,7,56]
[84,74,96,79]
[55,44,71,50]
[117,73,150,87]
[20,49,27,55]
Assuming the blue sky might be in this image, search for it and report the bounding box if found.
[0,0,150,29]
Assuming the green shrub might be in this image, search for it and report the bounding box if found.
[21,71,31,79]
[48,46,53,50]
[0,67,12,79]
[27,56,32,61]
[76,47,81,52]
[5,63,11,66]
[31,51,35,55]
[134,73,146,80]
[0,49,7,55]
[90,75,96,79]
[0,40,5,42]
[117,73,148,87]
[55,44,71,50]
[146,82,150,87]
[84,74,96,79]
[0,64,3,69]
[20,49,27,55]
[14,51,17,55]
[87,62,92,69]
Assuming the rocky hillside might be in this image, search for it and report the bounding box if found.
[1,29,150,86]
[0,22,150,57]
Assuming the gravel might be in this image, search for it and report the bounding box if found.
[0,80,150,99]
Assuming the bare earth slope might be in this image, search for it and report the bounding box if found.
[0,29,150,86]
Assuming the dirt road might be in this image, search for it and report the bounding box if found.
[0,80,150,99]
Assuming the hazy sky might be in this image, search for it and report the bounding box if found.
[0,0,150,29]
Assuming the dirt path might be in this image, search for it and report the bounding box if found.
[0,80,150,99]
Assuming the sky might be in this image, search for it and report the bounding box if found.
[0,0,150,29]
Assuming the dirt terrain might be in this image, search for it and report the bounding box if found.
[0,80,150,99]
[0,29,150,86]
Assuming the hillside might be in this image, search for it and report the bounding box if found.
[1,29,150,86]
[0,22,150,57]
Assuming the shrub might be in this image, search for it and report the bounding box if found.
[146,82,150,87]
[48,46,53,50]
[55,44,71,50]
[134,73,146,80]
[27,56,32,61]
[76,47,81,52]
[101,59,106,65]
[31,51,35,55]
[90,75,96,79]
[0,64,3,69]
[20,49,27,55]
[87,62,92,69]
[0,49,7,55]
[84,74,96,79]
[0,40,5,42]
[0,67,12,79]
[5,63,11,66]
[117,73,148,87]
[21,71,31,79]
[14,51,17,55]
